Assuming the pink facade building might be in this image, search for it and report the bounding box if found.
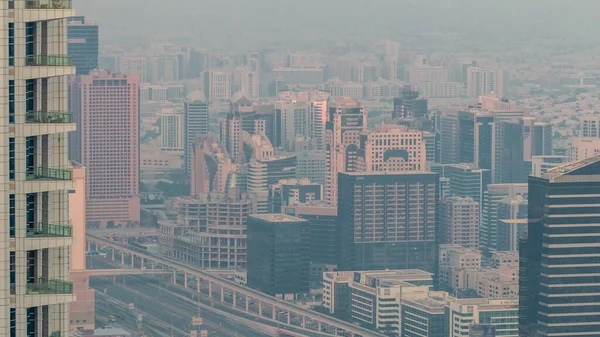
[69,70,140,227]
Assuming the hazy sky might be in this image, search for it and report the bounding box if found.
[76,0,600,49]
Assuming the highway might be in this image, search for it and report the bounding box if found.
[89,256,274,337]
[86,234,384,337]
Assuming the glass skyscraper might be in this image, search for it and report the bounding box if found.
[67,16,99,75]
[520,156,600,336]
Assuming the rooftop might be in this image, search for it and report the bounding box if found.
[250,213,308,223]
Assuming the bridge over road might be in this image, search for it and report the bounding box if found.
[86,234,385,337]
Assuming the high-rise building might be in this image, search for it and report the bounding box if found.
[6,2,77,336]
[430,163,491,207]
[337,172,438,272]
[118,55,147,82]
[268,178,321,213]
[523,118,553,161]
[203,69,232,102]
[69,70,140,227]
[184,92,209,174]
[480,184,528,259]
[159,193,252,269]
[392,89,428,120]
[247,214,310,298]
[147,55,179,82]
[520,156,600,337]
[67,16,99,75]
[579,115,600,137]
[160,106,184,152]
[232,66,259,100]
[296,150,326,185]
[466,68,508,98]
[283,203,337,266]
[439,196,479,248]
[439,109,475,164]
[358,124,427,172]
[493,119,526,183]
[324,97,367,205]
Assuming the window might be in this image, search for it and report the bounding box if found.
[9,138,14,179]
[26,136,36,174]
[9,80,14,123]
[25,80,35,114]
[9,195,15,237]
[8,23,14,66]
[25,22,35,56]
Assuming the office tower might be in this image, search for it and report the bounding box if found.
[469,325,497,337]
[520,156,600,337]
[139,83,185,103]
[420,81,462,98]
[324,79,364,100]
[494,120,526,183]
[439,109,475,164]
[466,68,508,98]
[358,124,427,172]
[160,106,184,152]
[480,184,528,259]
[283,203,337,266]
[324,270,434,334]
[401,297,448,337]
[276,90,329,150]
[117,55,147,82]
[69,163,95,331]
[296,150,326,185]
[531,155,568,177]
[337,172,438,271]
[69,70,140,227]
[246,156,297,214]
[570,137,600,161]
[184,92,208,174]
[5,2,77,336]
[447,299,517,337]
[392,89,428,120]
[439,197,479,248]
[203,69,232,102]
[430,163,491,207]
[268,179,321,213]
[67,16,99,75]
[247,214,310,298]
[496,198,528,252]
[324,97,367,206]
[523,118,553,161]
[159,193,252,268]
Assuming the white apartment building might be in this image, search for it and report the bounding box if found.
[204,69,232,101]
[466,68,507,98]
[118,55,147,82]
[4,1,78,336]
[419,81,463,98]
[160,106,184,152]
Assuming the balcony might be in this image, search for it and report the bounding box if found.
[24,167,74,194]
[22,278,75,307]
[27,278,73,295]
[23,111,75,136]
[27,222,72,238]
[26,54,71,66]
[26,111,72,123]
[22,55,75,79]
[25,0,72,9]
[27,167,72,181]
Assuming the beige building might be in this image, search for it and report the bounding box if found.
[358,124,427,172]
[204,69,232,101]
[4,2,78,336]
[439,197,480,248]
[324,97,367,205]
[466,68,508,98]
[69,163,95,331]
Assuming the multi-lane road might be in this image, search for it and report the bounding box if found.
[89,256,275,337]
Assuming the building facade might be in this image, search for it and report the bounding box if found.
[5,2,78,336]
[439,197,479,248]
[69,70,140,227]
[247,214,310,298]
[338,172,438,272]
[325,97,367,205]
[520,156,600,337]
[67,16,99,75]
